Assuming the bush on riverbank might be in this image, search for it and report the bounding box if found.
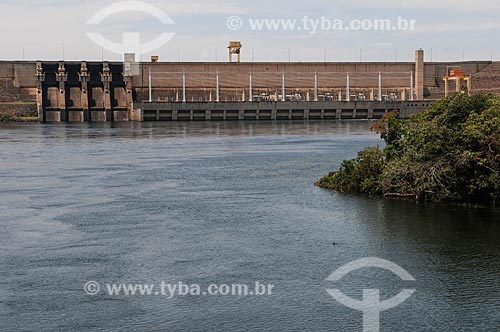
[0,111,38,122]
[0,103,39,122]
[316,93,500,205]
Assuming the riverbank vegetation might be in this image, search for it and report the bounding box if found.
[0,108,38,122]
[316,94,500,205]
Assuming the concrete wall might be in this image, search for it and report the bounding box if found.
[0,56,497,122]
[137,100,434,121]
[0,61,37,103]
[137,62,423,102]
[135,60,492,102]
[0,59,494,105]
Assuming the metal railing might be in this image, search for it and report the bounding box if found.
[147,71,415,103]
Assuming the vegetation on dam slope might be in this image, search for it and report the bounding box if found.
[316,94,500,205]
[0,103,38,122]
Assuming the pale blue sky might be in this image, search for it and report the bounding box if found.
[0,0,499,62]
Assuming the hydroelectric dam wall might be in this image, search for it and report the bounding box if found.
[1,50,498,122]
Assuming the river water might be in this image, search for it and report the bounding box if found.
[0,121,499,332]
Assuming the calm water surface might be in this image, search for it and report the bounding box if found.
[0,121,499,332]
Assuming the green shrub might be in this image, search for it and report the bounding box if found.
[0,112,14,121]
[316,147,385,196]
[317,93,500,205]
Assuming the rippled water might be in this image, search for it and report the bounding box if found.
[0,121,499,332]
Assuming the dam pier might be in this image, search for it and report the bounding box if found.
[1,49,499,122]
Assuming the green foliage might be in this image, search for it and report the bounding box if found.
[370,110,404,160]
[0,112,14,121]
[315,147,385,196]
[317,93,500,205]
[0,110,39,122]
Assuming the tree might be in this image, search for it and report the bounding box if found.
[316,94,500,205]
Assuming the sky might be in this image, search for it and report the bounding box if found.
[0,0,499,62]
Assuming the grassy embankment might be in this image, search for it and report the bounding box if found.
[0,102,38,122]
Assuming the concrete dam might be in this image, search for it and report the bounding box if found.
[1,49,500,122]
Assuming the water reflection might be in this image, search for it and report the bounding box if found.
[0,121,498,332]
